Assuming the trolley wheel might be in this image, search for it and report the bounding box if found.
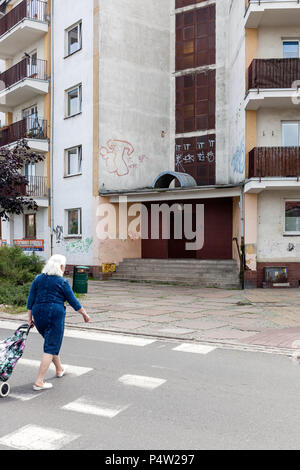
[0,382,10,398]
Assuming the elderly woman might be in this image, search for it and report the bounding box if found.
[27,254,90,391]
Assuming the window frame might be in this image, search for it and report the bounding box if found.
[65,208,82,238]
[24,213,37,240]
[282,121,300,147]
[65,21,82,58]
[284,199,300,236]
[64,145,83,177]
[282,40,300,59]
[65,84,82,118]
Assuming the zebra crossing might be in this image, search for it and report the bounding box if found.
[0,321,218,450]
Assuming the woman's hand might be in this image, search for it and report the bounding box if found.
[27,310,34,328]
[79,308,90,323]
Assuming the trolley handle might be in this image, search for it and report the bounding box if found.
[16,324,33,337]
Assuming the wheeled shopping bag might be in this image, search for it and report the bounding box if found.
[0,324,33,398]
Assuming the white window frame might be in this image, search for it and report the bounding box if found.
[282,121,300,147]
[282,40,300,59]
[284,199,300,236]
[65,84,82,118]
[65,208,82,238]
[65,21,82,57]
[64,145,82,177]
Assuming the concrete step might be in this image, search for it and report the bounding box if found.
[112,274,240,288]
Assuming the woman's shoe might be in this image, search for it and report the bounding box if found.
[33,382,53,391]
[56,367,67,378]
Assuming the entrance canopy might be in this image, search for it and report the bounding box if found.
[152,171,197,189]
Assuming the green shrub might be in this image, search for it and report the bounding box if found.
[0,246,44,306]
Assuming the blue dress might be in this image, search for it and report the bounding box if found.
[27,274,82,355]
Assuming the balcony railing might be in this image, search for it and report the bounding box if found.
[0,58,48,90]
[26,175,48,198]
[0,0,48,38]
[249,147,300,178]
[0,117,48,147]
[248,58,300,90]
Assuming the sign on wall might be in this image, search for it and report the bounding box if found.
[14,239,44,252]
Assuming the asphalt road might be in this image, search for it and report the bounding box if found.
[0,322,300,451]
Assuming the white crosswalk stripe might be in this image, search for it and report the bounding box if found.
[20,358,93,377]
[118,374,166,390]
[62,397,130,418]
[173,343,216,355]
[0,425,80,450]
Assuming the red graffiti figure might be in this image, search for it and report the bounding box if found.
[100,140,135,177]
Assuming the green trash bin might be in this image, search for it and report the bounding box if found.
[73,266,89,294]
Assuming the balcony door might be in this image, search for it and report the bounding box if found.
[282,122,299,147]
[22,105,40,138]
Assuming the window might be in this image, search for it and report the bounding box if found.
[65,146,82,176]
[65,85,82,117]
[285,201,300,234]
[282,121,299,147]
[66,209,82,236]
[283,41,299,59]
[25,214,36,239]
[66,22,82,56]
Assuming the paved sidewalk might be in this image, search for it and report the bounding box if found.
[2,279,300,352]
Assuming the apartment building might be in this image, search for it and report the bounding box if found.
[1,0,300,288]
[242,0,300,287]
[0,0,51,257]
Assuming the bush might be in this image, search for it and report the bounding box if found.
[0,246,44,307]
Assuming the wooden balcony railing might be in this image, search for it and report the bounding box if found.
[249,147,300,178]
[25,175,48,198]
[0,118,48,147]
[0,0,47,38]
[0,58,48,90]
[248,58,300,90]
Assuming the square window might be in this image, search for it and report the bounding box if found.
[285,201,300,233]
[283,41,299,59]
[66,209,81,236]
[66,85,82,117]
[66,22,82,56]
[282,121,299,147]
[65,146,82,176]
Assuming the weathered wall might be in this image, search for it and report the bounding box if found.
[227,0,246,184]
[257,191,300,263]
[98,0,171,191]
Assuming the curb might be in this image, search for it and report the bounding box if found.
[0,314,296,358]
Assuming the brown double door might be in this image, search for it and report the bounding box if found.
[142,198,233,260]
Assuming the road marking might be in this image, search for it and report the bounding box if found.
[10,392,40,402]
[62,397,130,418]
[20,359,93,377]
[173,343,216,355]
[0,320,156,347]
[64,329,156,347]
[118,374,166,390]
[0,425,79,450]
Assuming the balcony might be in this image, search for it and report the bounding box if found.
[25,175,48,198]
[245,58,300,109]
[0,117,48,153]
[0,0,48,59]
[245,1,300,28]
[0,58,49,112]
[248,147,300,178]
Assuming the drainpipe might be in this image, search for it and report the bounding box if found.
[50,0,54,255]
[240,184,245,289]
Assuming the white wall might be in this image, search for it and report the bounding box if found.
[226,0,246,184]
[52,0,95,266]
[98,0,171,191]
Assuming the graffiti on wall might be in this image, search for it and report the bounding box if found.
[65,237,93,255]
[100,139,149,177]
[231,140,245,175]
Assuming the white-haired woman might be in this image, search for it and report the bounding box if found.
[27,254,90,391]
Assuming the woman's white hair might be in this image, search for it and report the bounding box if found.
[42,254,67,277]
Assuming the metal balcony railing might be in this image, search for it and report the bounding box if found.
[0,0,48,38]
[0,117,48,147]
[248,58,300,90]
[25,175,48,198]
[0,58,48,90]
[249,147,300,178]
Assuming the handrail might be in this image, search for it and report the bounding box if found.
[0,0,48,38]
